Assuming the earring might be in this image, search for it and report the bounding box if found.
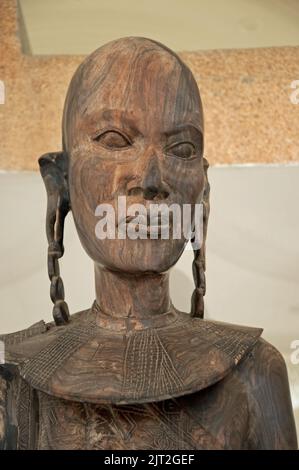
[39,152,71,326]
[48,242,70,326]
[191,248,206,319]
[190,157,210,319]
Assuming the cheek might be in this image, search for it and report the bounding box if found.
[165,158,205,203]
[69,155,117,216]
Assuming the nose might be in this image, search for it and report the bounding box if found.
[128,155,170,201]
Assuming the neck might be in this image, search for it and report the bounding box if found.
[94,264,171,319]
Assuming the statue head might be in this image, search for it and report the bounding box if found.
[39,37,210,325]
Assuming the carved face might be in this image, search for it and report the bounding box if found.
[63,38,205,273]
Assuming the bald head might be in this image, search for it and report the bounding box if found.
[62,37,205,274]
[62,37,203,152]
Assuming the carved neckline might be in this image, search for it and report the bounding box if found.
[92,300,180,332]
[4,309,263,406]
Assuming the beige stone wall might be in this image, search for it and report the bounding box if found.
[0,0,298,170]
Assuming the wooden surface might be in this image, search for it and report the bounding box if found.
[2,306,262,404]
[0,33,297,450]
[0,327,297,449]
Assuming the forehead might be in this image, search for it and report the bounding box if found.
[65,39,203,135]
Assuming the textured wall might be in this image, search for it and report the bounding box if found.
[0,0,299,170]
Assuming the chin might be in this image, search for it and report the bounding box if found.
[89,238,186,274]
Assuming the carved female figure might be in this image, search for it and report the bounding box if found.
[0,37,297,450]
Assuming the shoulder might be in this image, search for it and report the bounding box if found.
[242,337,286,371]
[236,337,297,449]
[0,320,47,347]
[236,337,293,406]
[0,308,91,347]
[237,337,290,388]
[0,362,21,449]
[251,337,286,364]
[0,368,7,444]
[0,310,91,367]
[0,309,88,449]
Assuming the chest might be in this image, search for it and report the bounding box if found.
[33,379,249,450]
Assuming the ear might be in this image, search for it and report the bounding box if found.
[38,151,70,258]
[39,152,71,325]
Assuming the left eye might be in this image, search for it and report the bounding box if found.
[166,142,195,159]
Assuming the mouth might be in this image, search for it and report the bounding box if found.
[117,212,174,238]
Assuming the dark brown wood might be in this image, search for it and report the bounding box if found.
[0,37,297,450]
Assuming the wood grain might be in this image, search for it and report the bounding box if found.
[0,36,297,450]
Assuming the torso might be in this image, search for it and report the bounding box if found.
[1,314,296,450]
[13,363,250,450]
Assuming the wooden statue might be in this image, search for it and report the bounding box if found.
[0,37,297,450]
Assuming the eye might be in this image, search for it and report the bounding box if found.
[93,130,131,150]
[166,142,196,159]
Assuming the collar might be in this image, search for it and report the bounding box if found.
[3,305,262,405]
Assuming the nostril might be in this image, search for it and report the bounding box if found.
[127,185,169,200]
[160,190,169,200]
[144,187,169,201]
[144,186,158,200]
[128,186,143,197]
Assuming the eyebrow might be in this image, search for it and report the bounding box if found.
[163,123,203,138]
[84,108,203,137]
[85,108,139,123]
[85,108,141,134]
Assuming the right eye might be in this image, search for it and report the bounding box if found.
[93,130,131,150]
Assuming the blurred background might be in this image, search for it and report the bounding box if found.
[19,0,299,53]
[0,0,298,433]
